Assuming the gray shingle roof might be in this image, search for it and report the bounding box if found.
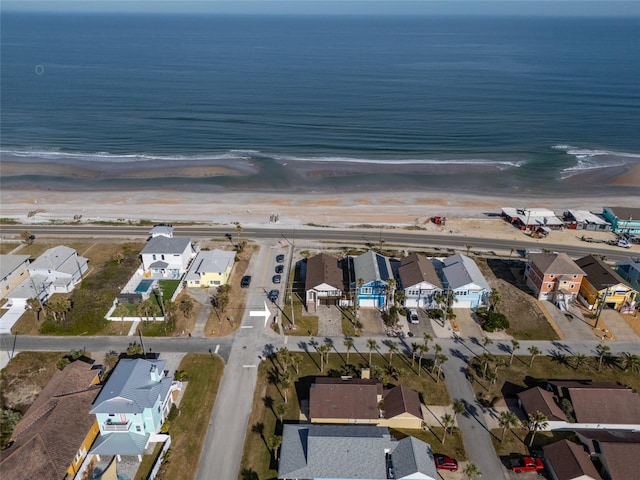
[91,359,172,414]
[278,424,436,480]
[141,236,192,255]
[442,254,489,290]
[184,249,235,281]
[29,246,88,276]
[90,432,150,456]
[353,251,392,285]
[0,254,30,280]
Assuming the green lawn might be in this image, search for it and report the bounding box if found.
[146,354,224,480]
[239,347,452,479]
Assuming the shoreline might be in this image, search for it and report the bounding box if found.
[1,189,635,229]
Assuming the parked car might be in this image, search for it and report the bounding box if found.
[240,275,252,288]
[408,309,419,324]
[434,454,458,471]
[268,289,279,302]
[509,456,544,473]
[272,275,281,284]
[275,265,284,274]
[276,254,285,263]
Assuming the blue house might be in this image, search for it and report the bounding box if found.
[602,207,640,235]
[353,251,393,308]
[617,257,640,292]
[438,253,490,309]
[90,358,181,460]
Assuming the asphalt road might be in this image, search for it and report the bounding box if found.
[0,224,632,261]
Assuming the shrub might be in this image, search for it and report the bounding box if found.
[481,311,510,332]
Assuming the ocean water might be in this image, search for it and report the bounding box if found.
[1,13,639,195]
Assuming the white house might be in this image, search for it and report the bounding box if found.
[140,236,195,278]
[305,253,345,312]
[398,253,442,308]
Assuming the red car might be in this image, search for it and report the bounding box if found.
[434,454,459,471]
[510,456,544,473]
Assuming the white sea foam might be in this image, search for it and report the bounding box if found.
[0,148,251,163]
[552,144,640,178]
[272,154,522,170]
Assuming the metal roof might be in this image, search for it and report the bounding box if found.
[91,358,172,414]
[353,251,392,285]
[90,431,149,456]
[184,249,235,282]
[442,254,489,290]
[141,236,192,255]
[0,254,30,280]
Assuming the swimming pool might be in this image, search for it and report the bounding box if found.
[134,279,154,294]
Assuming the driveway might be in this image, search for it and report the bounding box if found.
[598,309,638,341]
[452,308,484,340]
[538,301,595,341]
[316,305,343,337]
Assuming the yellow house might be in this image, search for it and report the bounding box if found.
[576,255,638,310]
[1,360,102,480]
[309,378,423,429]
[184,249,236,288]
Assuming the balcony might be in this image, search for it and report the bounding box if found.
[103,420,130,432]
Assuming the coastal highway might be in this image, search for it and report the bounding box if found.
[0,224,632,261]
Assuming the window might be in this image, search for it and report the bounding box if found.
[549,274,554,278]
[161,255,165,260]
[570,284,574,289]
[152,254,156,260]
[362,287,372,294]
[136,426,141,432]
[158,406,161,413]
[108,414,115,417]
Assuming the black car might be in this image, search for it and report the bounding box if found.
[276,254,285,263]
[240,275,252,288]
[272,274,281,284]
[268,289,279,302]
[275,265,284,274]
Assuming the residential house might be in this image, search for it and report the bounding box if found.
[7,245,89,305]
[140,236,195,278]
[575,255,637,311]
[437,253,490,308]
[0,254,30,299]
[563,210,612,232]
[278,424,437,480]
[90,358,181,460]
[577,430,640,480]
[398,253,442,309]
[524,252,586,305]
[0,360,102,480]
[616,257,640,292]
[353,251,394,308]
[501,207,564,230]
[602,207,640,235]
[184,249,235,287]
[518,381,640,432]
[542,439,602,480]
[309,378,423,429]
[305,253,345,313]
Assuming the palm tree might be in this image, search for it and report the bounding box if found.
[26,297,43,322]
[423,333,432,350]
[275,403,286,423]
[278,347,291,373]
[465,244,473,256]
[482,336,493,352]
[267,435,282,461]
[236,223,243,246]
[431,344,443,373]
[619,352,640,373]
[596,343,611,371]
[463,462,482,480]
[290,353,302,375]
[385,278,396,310]
[498,411,519,442]
[410,342,420,367]
[179,298,194,318]
[280,372,293,404]
[435,354,448,382]
[452,399,465,416]
[440,413,455,444]
[480,352,493,379]
[387,341,398,363]
[21,230,34,245]
[417,345,427,375]
[527,411,549,447]
[317,344,331,371]
[103,350,119,372]
[343,339,354,364]
[528,346,541,367]
[573,353,587,370]
[355,277,364,325]
[509,339,520,365]
[366,339,378,365]
[488,288,501,311]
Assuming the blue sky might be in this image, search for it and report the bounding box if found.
[3,1,640,16]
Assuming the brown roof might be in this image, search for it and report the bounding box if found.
[382,385,422,420]
[599,442,640,480]
[529,252,586,276]
[305,253,344,292]
[398,253,442,290]
[543,439,602,480]
[0,360,101,480]
[517,387,568,422]
[575,255,630,291]
[309,378,382,421]
[606,206,640,221]
[568,387,640,424]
